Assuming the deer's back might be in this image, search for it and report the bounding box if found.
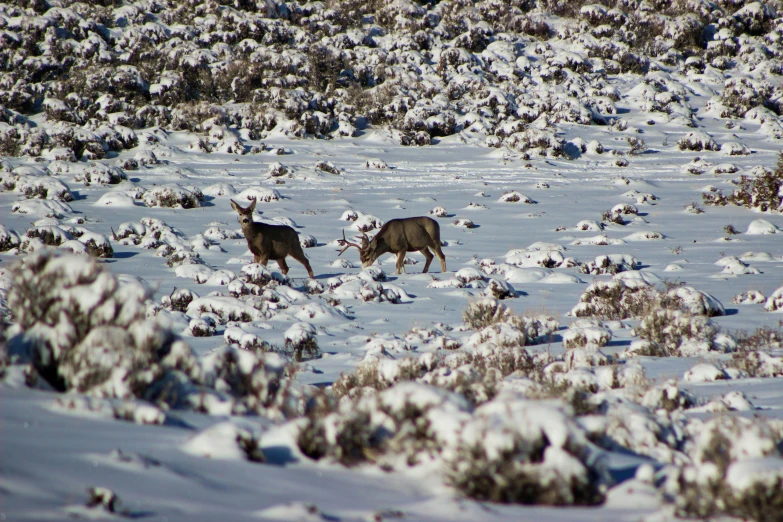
[382,217,440,251]
[246,222,302,258]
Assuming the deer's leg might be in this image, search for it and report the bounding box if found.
[276,257,289,275]
[396,251,406,274]
[289,250,315,279]
[420,248,434,273]
[432,243,447,272]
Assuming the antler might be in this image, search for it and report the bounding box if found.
[337,230,363,256]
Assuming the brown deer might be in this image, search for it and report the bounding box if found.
[338,216,446,274]
[230,198,315,278]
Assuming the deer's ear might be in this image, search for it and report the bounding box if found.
[247,197,257,213]
[230,199,242,212]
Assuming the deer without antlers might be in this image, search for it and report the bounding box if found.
[338,216,446,274]
[230,197,315,278]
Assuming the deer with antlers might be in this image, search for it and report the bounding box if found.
[230,197,315,278]
[338,216,446,274]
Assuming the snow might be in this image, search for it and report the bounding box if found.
[3,2,783,521]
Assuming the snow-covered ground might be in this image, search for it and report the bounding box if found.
[3,1,783,520]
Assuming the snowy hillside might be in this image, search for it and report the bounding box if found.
[2,0,783,520]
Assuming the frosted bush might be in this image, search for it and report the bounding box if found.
[199,347,297,418]
[284,322,320,362]
[142,185,203,209]
[77,232,114,258]
[633,309,721,357]
[592,402,688,465]
[0,225,21,252]
[235,187,280,203]
[703,155,783,213]
[662,285,725,317]
[484,278,516,300]
[189,317,216,338]
[571,279,656,320]
[733,290,766,305]
[298,234,317,248]
[186,296,266,324]
[563,320,612,349]
[445,401,608,505]
[6,251,198,399]
[766,286,783,312]
[73,164,127,185]
[677,131,719,151]
[664,416,783,519]
[641,380,697,412]
[331,356,428,399]
[579,254,637,275]
[463,298,513,329]
[299,382,469,468]
[182,422,264,463]
[498,191,535,203]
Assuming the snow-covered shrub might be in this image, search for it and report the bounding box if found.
[266,161,289,178]
[430,206,448,217]
[766,286,783,312]
[677,131,719,152]
[143,185,203,209]
[641,380,696,413]
[86,487,124,515]
[299,382,469,468]
[78,232,114,258]
[186,296,265,324]
[200,347,298,418]
[703,156,783,213]
[733,290,766,305]
[73,164,127,185]
[315,161,340,175]
[484,278,516,300]
[563,320,612,349]
[331,356,428,399]
[664,416,783,520]
[284,323,320,362]
[571,280,656,320]
[166,250,203,268]
[445,401,608,505]
[463,300,558,347]
[662,285,725,317]
[0,225,21,252]
[632,309,721,357]
[498,191,535,203]
[463,298,514,329]
[189,317,216,337]
[579,254,637,275]
[299,234,317,248]
[725,326,783,377]
[6,251,198,398]
[719,77,773,119]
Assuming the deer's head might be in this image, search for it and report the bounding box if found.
[337,230,375,268]
[230,198,257,229]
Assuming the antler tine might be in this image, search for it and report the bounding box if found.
[337,230,363,256]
